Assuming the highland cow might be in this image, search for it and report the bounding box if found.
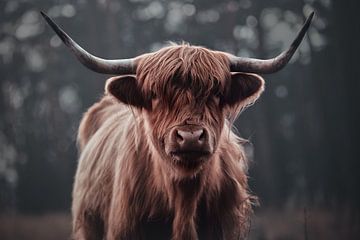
[42,11,313,240]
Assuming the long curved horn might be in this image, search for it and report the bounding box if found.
[41,11,137,75]
[229,11,314,74]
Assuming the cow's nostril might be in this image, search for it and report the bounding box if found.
[175,128,205,145]
[198,130,205,142]
[192,129,204,142]
[175,130,184,142]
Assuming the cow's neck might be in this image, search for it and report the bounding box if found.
[170,173,204,240]
[172,155,226,240]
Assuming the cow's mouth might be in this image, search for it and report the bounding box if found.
[170,150,210,170]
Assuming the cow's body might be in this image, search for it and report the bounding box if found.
[41,11,313,240]
[73,95,252,240]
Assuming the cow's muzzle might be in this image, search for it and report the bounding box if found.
[166,125,213,170]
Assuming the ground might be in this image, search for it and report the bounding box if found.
[0,208,358,240]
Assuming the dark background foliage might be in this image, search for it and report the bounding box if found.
[0,0,359,239]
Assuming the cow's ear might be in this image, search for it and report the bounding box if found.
[223,72,265,107]
[105,75,148,108]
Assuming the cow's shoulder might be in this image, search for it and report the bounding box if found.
[77,95,130,151]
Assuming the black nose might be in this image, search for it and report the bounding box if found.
[175,128,205,147]
[168,126,212,160]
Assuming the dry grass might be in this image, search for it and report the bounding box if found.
[249,208,360,240]
[0,208,358,239]
[0,213,71,240]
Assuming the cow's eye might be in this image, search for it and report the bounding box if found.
[215,91,223,99]
[150,91,157,99]
[211,82,222,99]
[212,89,223,102]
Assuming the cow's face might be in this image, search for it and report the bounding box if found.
[106,46,264,177]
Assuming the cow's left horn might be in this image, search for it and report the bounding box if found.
[229,11,314,74]
[41,11,137,75]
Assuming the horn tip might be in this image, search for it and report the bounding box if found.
[301,11,315,33]
[40,11,54,26]
[308,11,315,22]
[40,10,71,46]
[40,11,49,20]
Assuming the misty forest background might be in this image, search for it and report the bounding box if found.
[0,0,359,239]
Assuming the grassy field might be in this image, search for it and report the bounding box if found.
[249,208,359,240]
[0,209,358,239]
[0,213,71,240]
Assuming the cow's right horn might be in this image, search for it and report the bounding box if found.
[228,11,314,74]
[41,11,138,75]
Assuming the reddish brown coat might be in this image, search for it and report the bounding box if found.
[72,44,264,240]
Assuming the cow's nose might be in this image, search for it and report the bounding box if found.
[175,129,205,146]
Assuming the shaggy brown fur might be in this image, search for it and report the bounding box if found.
[72,44,264,240]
